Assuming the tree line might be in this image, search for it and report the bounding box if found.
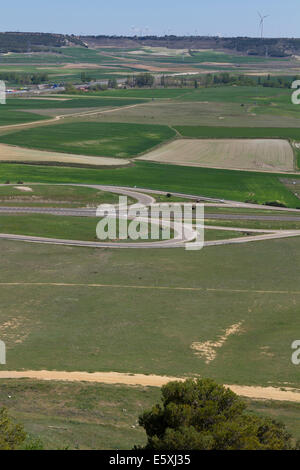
[68,71,298,94]
[0,32,84,53]
[0,72,49,85]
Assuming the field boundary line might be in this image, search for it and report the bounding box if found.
[0,282,300,295]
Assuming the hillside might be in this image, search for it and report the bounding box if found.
[0,32,84,53]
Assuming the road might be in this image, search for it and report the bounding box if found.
[1,183,300,248]
[1,206,300,223]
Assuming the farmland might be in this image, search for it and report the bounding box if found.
[0,123,176,158]
[5,96,147,111]
[1,43,300,451]
[0,96,149,129]
[175,125,300,140]
[0,108,48,126]
[140,138,295,172]
[1,161,299,207]
[0,45,287,85]
[0,143,130,166]
[77,98,300,128]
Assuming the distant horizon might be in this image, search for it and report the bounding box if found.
[1,31,300,40]
[0,1,299,38]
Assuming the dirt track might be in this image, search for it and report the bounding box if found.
[0,370,299,402]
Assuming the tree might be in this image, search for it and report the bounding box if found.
[64,83,78,94]
[137,379,297,450]
[135,73,155,88]
[0,407,27,450]
[80,72,91,83]
[108,78,118,89]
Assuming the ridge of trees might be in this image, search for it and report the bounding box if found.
[0,32,84,53]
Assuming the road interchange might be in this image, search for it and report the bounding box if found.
[0,183,300,248]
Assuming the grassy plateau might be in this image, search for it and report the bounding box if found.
[0,237,300,390]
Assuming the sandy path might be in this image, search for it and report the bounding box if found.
[0,370,299,402]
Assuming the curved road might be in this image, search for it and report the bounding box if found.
[1,183,300,248]
[0,184,196,248]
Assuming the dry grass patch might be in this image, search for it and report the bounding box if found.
[139,138,295,172]
[0,143,130,166]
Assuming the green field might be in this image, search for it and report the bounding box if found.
[0,96,148,128]
[206,218,300,231]
[204,229,257,240]
[0,214,246,242]
[1,237,300,389]
[0,214,170,242]
[5,97,147,110]
[138,51,278,65]
[86,89,194,99]
[0,123,176,158]
[0,380,157,450]
[0,214,101,240]
[0,108,48,126]
[0,162,299,207]
[175,125,300,140]
[77,99,300,129]
[175,86,292,103]
[204,206,300,216]
[0,184,134,207]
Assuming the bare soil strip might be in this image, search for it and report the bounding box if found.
[0,370,299,402]
[191,322,243,363]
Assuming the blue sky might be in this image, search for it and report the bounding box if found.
[1,0,299,37]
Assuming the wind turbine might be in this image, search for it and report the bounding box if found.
[258,11,269,39]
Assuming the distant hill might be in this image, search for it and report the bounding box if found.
[81,35,300,58]
[0,32,84,53]
[1,32,300,58]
